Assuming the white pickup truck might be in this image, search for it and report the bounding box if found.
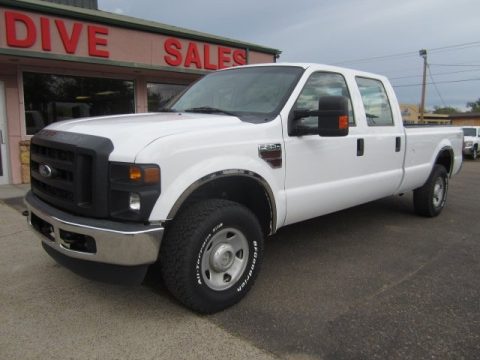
[25,63,463,313]
[462,126,480,159]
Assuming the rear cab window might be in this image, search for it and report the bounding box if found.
[356,77,394,126]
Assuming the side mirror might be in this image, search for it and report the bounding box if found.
[317,96,349,137]
[291,96,349,137]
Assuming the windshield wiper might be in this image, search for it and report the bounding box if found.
[183,107,237,116]
[158,107,175,112]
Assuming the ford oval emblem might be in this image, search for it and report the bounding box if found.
[39,164,53,178]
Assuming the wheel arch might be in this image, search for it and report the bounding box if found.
[167,170,277,236]
[434,146,454,176]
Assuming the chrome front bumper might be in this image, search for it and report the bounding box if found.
[25,191,164,266]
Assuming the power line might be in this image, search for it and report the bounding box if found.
[427,64,447,107]
[332,40,480,65]
[392,77,480,88]
[333,51,417,65]
[428,41,480,53]
[389,68,480,80]
[430,63,480,67]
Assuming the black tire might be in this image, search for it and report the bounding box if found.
[160,199,264,314]
[471,147,478,160]
[413,164,448,217]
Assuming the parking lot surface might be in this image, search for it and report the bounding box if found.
[1,161,479,359]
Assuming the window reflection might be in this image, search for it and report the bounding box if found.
[147,83,187,112]
[293,72,355,131]
[23,72,135,135]
[356,77,394,126]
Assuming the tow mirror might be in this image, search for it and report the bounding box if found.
[317,96,349,137]
[292,96,349,137]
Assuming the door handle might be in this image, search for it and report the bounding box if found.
[357,138,364,156]
[395,137,401,152]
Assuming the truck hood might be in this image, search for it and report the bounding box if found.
[47,112,244,162]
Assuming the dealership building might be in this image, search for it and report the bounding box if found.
[0,0,280,185]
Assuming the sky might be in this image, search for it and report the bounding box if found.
[98,0,480,111]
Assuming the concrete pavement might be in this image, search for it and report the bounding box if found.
[1,160,479,359]
[0,190,276,360]
[0,183,30,199]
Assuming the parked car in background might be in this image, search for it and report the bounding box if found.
[462,126,480,160]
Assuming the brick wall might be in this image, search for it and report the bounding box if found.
[19,140,30,184]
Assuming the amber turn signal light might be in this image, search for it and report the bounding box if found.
[129,165,160,184]
[144,167,160,184]
[339,115,349,129]
[129,166,142,181]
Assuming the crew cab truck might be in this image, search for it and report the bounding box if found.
[25,63,463,314]
[462,126,480,160]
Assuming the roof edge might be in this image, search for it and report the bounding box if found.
[2,0,281,55]
[450,113,480,119]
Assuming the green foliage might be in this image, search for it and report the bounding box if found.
[467,98,480,113]
[433,106,460,115]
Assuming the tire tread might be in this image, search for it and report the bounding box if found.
[160,199,262,313]
[413,164,448,217]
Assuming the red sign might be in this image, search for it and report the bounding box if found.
[5,10,109,57]
[164,38,246,70]
[2,9,248,70]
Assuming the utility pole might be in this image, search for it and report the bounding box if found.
[419,49,427,123]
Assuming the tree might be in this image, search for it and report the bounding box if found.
[433,106,460,115]
[467,98,480,113]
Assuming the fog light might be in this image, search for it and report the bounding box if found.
[129,193,141,211]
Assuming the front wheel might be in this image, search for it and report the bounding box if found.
[160,199,264,314]
[413,165,448,217]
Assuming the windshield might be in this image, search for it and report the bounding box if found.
[463,128,476,136]
[168,66,304,123]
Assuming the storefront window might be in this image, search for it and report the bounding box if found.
[23,72,135,135]
[147,83,187,112]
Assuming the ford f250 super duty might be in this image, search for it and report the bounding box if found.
[25,63,463,313]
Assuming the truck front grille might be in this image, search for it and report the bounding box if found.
[31,143,76,204]
[30,130,113,218]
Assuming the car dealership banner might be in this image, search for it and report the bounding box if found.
[0,7,273,71]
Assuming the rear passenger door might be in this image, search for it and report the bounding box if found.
[354,76,404,195]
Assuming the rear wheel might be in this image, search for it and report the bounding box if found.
[413,165,448,217]
[160,199,264,314]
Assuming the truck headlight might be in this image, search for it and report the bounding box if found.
[109,163,161,221]
[464,141,473,147]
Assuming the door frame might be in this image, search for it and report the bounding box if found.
[0,80,11,185]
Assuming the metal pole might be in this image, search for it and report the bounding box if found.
[419,49,427,123]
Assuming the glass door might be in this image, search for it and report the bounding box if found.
[0,80,10,185]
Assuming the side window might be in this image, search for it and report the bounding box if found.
[293,72,355,131]
[356,77,394,126]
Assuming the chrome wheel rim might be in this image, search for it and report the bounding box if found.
[200,228,249,291]
[433,178,445,208]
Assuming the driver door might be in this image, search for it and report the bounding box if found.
[283,71,364,225]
